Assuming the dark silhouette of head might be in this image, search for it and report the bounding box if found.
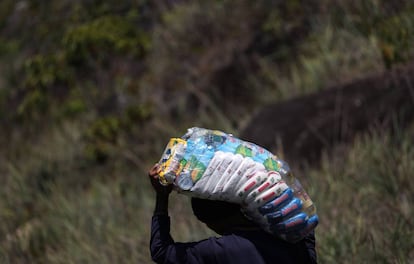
[191,198,257,235]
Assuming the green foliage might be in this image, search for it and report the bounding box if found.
[0,39,19,58]
[63,14,150,66]
[86,116,122,143]
[11,10,151,123]
[83,116,122,163]
[23,53,71,89]
[61,98,87,117]
[375,9,414,67]
[328,1,414,68]
[83,103,153,163]
[17,53,73,120]
[124,103,153,124]
[260,0,312,62]
[17,90,49,119]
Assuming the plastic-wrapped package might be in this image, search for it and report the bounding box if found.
[157,127,318,242]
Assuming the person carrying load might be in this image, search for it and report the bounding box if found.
[149,127,318,264]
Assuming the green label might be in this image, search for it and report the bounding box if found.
[236,144,253,157]
[264,157,279,171]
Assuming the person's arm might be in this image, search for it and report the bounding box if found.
[148,164,174,263]
[149,164,206,263]
[153,192,169,216]
[148,164,172,218]
[150,207,175,263]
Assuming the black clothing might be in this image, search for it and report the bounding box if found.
[150,215,316,264]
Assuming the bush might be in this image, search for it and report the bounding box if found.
[63,14,150,67]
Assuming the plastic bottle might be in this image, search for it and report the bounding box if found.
[157,128,318,242]
[276,160,317,217]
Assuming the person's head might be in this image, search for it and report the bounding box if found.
[191,198,257,235]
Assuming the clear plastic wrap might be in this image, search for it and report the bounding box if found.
[157,127,318,242]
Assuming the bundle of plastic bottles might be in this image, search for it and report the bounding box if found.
[157,127,318,242]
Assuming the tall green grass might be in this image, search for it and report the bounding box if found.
[1,123,413,263]
[310,129,414,263]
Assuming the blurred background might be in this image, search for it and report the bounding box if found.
[1,0,413,263]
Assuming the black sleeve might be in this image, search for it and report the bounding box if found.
[150,215,206,264]
[150,215,175,263]
[303,231,317,264]
[149,215,271,264]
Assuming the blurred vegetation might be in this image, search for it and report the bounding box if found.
[0,0,413,263]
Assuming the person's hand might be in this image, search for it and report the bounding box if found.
[148,163,173,196]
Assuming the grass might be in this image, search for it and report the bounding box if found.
[251,24,384,103]
[310,129,414,263]
[1,122,413,263]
